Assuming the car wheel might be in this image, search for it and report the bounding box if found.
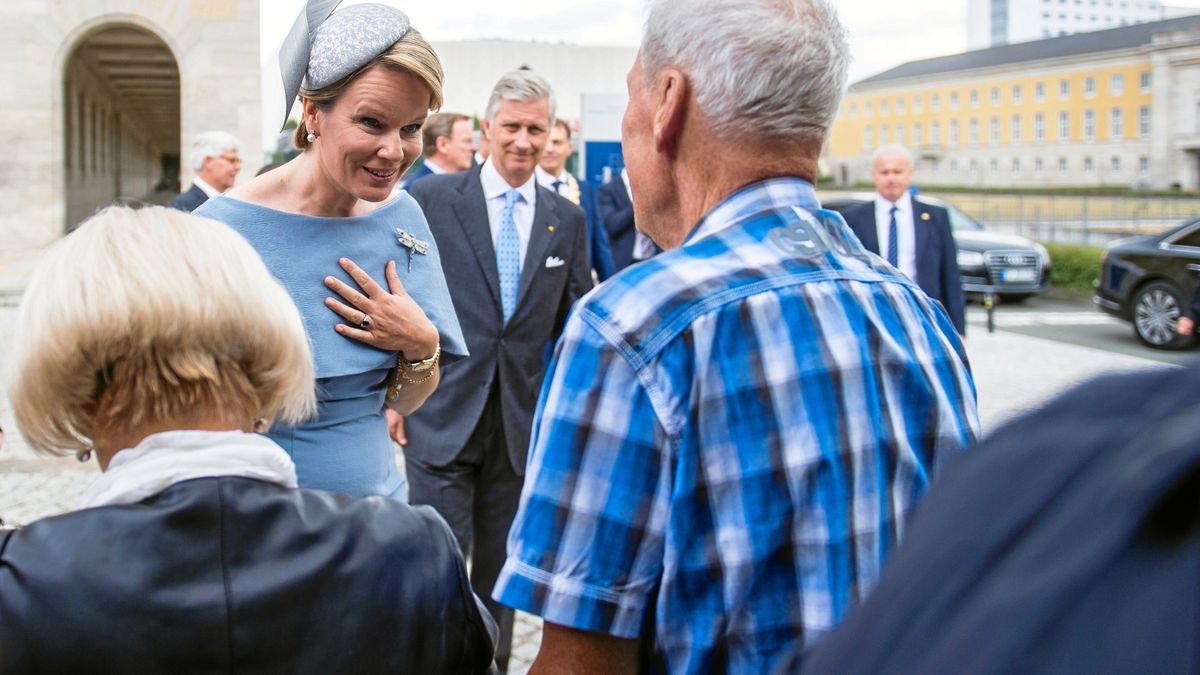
[1132,281,1192,350]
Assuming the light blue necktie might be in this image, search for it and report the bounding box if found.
[887,205,900,267]
[497,189,521,322]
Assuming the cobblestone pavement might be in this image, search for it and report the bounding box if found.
[0,300,1174,671]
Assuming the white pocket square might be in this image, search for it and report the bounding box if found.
[545,256,565,268]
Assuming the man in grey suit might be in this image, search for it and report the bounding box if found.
[404,70,592,672]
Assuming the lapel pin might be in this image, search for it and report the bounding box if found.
[547,225,556,233]
[395,229,430,272]
[920,212,931,221]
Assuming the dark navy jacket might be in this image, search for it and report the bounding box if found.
[0,477,497,673]
[170,184,209,213]
[842,198,966,334]
[801,365,1200,674]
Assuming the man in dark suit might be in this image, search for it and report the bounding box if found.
[405,70,592,672]
[170,131,241,212]
[536,119,616,281]
[402,112,476,189]
[598,167,659,271]
[842,144,965,334]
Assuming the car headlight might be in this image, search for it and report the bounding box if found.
[1033,242,1050,265]
[957,250,985,267]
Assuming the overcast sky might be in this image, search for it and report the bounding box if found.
[260,0,1200,84]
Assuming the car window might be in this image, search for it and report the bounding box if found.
[1169,225,1200,248]
[941,204,984,232]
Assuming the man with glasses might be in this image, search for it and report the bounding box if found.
[171,131,242,212]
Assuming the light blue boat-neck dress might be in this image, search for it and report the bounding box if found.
[196,193,467,499]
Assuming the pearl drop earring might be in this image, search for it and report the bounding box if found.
[306,131,317,143]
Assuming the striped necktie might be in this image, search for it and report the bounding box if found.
[887,205,899,267]
[496,189,521,322]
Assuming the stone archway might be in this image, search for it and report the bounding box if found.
[62,24,179,232]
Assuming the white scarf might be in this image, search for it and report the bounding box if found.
[83,430,298,508]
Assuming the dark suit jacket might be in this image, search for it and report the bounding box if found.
[802,366,1200,674]
[0,477,497,673]
[842,199,966,334]
[407,167,592,474]
[579,179,617,281]
[403,161,436,189]
[597,177,637,270]
[170,184,208,213]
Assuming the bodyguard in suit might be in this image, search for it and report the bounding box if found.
[598,168,659,270]
[405,69,591,672]
[536,119,617,281]
[842,144,966,334]
[170,131,241,212]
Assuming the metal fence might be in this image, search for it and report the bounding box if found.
[929,192,1200,246]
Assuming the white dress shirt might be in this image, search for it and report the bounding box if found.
[873,191,918,282]
[535,166,581,205]
[423,158,449,175]
[193,175,221,198]
[481,157,536,269]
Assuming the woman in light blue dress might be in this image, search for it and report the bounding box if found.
[197,2,466,499]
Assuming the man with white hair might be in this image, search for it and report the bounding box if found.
[494,1,980,672]
[170,131,241,212]
[842,144,966,334]
[405,69,591,673]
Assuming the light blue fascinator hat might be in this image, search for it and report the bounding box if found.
[277,1,413,128]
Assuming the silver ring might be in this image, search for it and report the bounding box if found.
[359,314,372,329]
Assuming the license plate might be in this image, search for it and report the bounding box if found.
[999,268,1037,283]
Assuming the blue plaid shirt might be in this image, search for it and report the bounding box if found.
[494,178,980,674]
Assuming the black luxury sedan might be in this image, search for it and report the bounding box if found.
[822,194,1052,301]
[1095,218,1200,350]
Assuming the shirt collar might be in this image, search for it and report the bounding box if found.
[535,165,563,186]
[423,158,448,175]
[686,177,820,244]
[481,157,537,205]
[193,175,221,198]
[875,191,912,213]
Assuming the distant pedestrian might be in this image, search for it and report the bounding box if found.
[404,112,476,188]
[537,119,617,281]
[405,69,592,672]
[494,1,979,672]
[597,166,658,270]
[171,131,241,212]
[842,144,966,334]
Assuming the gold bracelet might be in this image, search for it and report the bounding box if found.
[399,343,440,385]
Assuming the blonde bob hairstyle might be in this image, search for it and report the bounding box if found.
[8,206,316,455]
[293,29,444,150]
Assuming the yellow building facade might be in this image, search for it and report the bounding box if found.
[825,16,1200,190]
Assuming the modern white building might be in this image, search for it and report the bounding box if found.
[966,0,1194,48]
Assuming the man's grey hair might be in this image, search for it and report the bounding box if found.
[190,131,240,171]
[872,144,913,166]
[641,0,849,145]
[484,70,556,125]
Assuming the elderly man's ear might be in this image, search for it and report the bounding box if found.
[653,68,688,153]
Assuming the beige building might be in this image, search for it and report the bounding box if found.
[2,0,261,254]
[825,15,1200,191]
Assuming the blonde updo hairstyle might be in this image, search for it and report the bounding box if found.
[293,29,444,150]
[8,206,317,455]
